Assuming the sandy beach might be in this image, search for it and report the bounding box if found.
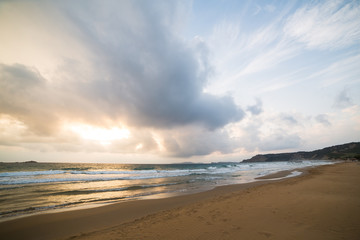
[1,162,359,240]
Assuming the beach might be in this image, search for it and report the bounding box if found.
[1,162,359,240]
[0,161,330,220]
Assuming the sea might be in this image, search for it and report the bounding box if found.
[0,160,334,221]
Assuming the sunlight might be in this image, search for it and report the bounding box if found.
[69,124,130,145]
[135,143,143,150]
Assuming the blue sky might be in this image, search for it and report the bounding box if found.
[0,0,359,163]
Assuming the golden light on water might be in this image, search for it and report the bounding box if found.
[68,124,130,145]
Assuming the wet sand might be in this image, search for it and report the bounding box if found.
[1,162,359,240]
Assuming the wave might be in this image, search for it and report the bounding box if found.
[0,161,333,186]
[52,182,181,196]
[0,171,206,185]
[0,164,242,180]
[0,169,158,177]
[0,196,127,218]
[68,170,158,175]
[0,170,65,177]
[0,167,238,185]
[0,160,336,221]
[0,187,179,218]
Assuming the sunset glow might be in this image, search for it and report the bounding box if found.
[69,124,130,145]
[0,0,359,163]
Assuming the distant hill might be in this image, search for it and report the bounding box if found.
[243,142,360,162]
[24,161,38,164]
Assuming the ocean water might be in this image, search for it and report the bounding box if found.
[0,160,334,220]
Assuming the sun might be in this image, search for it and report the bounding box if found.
[68,124,130,145]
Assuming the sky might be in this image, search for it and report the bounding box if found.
[0,0,359,163]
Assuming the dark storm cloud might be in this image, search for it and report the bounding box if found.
[0,1,243,133]
[0,1,244,157]
[63,0,244,130]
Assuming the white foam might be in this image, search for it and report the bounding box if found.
[0,170,65,177]
[0,161,334,186]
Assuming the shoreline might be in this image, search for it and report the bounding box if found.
[0,163,316,223]
[1,162,359,239]
[0,175,283,240]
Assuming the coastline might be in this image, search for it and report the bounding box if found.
[1,162,359,239]
[0,167,305,224]
[0,160,329,222]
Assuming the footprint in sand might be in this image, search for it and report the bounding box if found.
[258,231,273,238]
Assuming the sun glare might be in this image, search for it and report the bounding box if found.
[69,124,130,145]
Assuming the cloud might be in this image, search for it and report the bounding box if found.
[0,64,59,135]
[284,1,360,50]
[1,1,359,161]
[159,126,234,157]
[247,98,263,115]
[315,114,331,126]
[333,89,353,109]
[264,4,276,13]
[306,53,360,87]
[252,4,276,16]
[61,0,244,130]
[279,113,299,126]
[259,131,301,151]
[0,1,244,157]
[0,1,245,132]
[230,110,304,154]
